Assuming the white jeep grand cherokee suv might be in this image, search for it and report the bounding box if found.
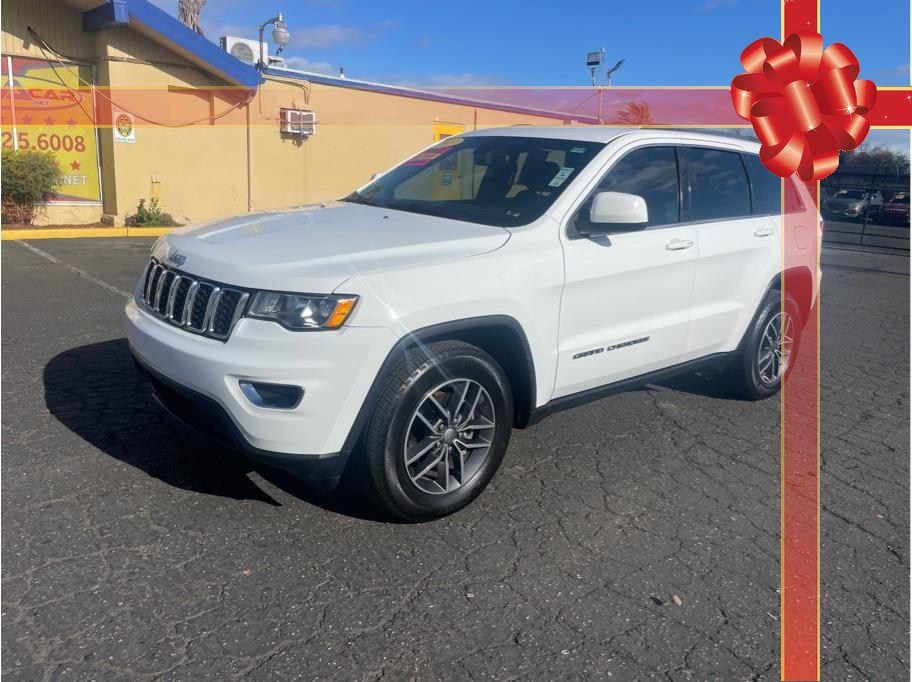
[126,128,819,520]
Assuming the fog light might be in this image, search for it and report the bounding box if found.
[239,381,303,409]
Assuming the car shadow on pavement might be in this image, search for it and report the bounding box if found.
[43,338,386,521]
[653,369,736,400]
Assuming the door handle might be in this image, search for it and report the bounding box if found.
[665,239,694,251]
[754,227,776,237]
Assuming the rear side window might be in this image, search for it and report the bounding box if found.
[744,154,780,214]
[744,153,807,214]
[784,178,807,213]
[682,147,751,221]
[595,146,680,226]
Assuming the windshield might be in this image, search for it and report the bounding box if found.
[342,135,605,227]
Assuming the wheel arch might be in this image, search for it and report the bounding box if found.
[768,266,814,325]
[341,315,537,455]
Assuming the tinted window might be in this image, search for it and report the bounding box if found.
[343,136,604,227]
[744,153,808,214]
[744,154,780,214]
[784,177,806,213]
[683,147,751,221]
[590,146,680,227]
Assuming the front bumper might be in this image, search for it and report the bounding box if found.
[135,357,347,489]
[126,298,397,481]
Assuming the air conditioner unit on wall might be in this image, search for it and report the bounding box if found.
[280,108,316,137]
[220,36,268,66]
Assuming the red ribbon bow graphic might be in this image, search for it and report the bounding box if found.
[731,32,877,181]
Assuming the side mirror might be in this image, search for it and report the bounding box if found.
[583,191,648,234]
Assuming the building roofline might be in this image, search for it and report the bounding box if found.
[80,0,261,88]
[263,67,600,124]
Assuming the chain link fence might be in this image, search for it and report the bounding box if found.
[821,163,910,251]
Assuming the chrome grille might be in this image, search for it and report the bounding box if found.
[138,259,249,341]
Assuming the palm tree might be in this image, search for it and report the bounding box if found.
[178,0,207,35]
[611,101,653,125]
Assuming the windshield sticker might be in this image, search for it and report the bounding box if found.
[569,147,587,153]
[548,167,574,187]
[436,136,464,147]
[403,150,447,166]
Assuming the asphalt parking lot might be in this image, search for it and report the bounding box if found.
[822,216,910,251]
[2,237,908,680]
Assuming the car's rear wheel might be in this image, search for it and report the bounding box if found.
[725,289,802,400]
[360,340,513,521]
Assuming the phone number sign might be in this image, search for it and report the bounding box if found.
[1,55,101,204]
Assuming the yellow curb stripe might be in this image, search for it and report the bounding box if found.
[126,227,174,237]
[1,227,174,240]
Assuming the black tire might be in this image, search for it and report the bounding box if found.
[359,340,513,521]
[724,289,802,400]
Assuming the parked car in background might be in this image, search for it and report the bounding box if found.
[126,128,820,520]
[882,193,910,226]
[822,189,883,222]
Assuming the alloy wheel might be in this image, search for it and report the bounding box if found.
[757,311,795,385]
[403,378,496,495]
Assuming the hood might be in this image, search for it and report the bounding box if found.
[154,202,511,293]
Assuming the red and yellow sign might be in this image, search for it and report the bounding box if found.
[1,55,101,204]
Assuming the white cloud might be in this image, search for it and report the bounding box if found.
[871,64,911,86]
[368,72,508,87]
[287,21,393,49]
[290,25,362,49]
[282,56,338,76]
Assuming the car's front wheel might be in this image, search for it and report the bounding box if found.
[360,340,513,521]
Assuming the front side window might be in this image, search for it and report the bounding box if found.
[575,146,680,231]
[682,147,752,221]
[343,136,604,227]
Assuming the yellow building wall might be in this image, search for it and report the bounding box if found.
[1,0,94,60]
[99,53,250,224]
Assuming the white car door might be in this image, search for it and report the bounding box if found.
[679,146,781,359]
[553,144,698,399]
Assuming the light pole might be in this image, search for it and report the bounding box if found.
[605,59,624,87]
[257,12,290,71]
[586,49,604,86]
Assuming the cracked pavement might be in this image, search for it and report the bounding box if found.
[2,238,908,680]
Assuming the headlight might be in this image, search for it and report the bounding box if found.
[247,292,358,330]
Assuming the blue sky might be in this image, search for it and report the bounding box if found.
[152,0,910,87]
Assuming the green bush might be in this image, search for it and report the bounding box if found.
[1,149,65,224]
[124,198,181,227]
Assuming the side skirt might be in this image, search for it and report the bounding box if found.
[520,351,737,428]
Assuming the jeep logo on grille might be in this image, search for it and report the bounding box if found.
[166,248,187,267]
